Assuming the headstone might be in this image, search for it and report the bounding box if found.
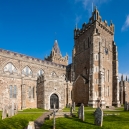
[70,106,73,116]
[127,103,129,111]
[81,103,85,121]
[66,104,68,108]
[27,121,35,129]
[78,106,81,119]
[2,106,8,119]
[124,101,127,111]
[69,103,71,108]
[73,102,75,111]
[94,107,103,127]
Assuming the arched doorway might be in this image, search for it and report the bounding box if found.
[50,94,59,109]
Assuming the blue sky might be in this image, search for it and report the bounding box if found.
[0,0,129,79]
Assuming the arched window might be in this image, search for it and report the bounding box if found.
[4,63,17,73]
[37,69,44,77]
[22,66,32,76]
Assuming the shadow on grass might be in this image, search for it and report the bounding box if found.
[64,115,94,126]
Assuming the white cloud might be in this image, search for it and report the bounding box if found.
[121,15,129,31]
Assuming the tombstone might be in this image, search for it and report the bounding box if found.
[70,106,73,116]
[94,107,103,127]
[66,103,68,108]
[2,106,8,119]
[124,101,127,111]
[81,103,85,121]
[12,103,14,116]
[69,103,71,108]
[27,121,35,129]
[8,105,12,117]
[127,103,129,111]
[73,102,75,111]
[78,106,81,119]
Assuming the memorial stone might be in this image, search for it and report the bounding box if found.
[81,103,85,121]
[79,106,81,119]
[124,101,127,111]
[73,102,75,111]
[94,107,103,126]
[27,121,35,129]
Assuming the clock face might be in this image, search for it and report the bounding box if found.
[105,48,108,55]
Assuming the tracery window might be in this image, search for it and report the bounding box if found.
[4,63,17,73]
[10,85,17,98]
[22,66,32,76]
[37,69,44,77]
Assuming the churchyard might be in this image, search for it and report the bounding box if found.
[0,106,129,129]
[42,106,129,129]
[0,108,45,129]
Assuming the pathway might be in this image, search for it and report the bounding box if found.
[34,111,52,129]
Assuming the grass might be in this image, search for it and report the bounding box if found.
[0,108,46,129]
[42,107,129,129]
[18,108,47,112]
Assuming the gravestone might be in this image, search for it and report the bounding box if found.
[2,106,8,119]
[78,106,81,119]
[81,103,85,121]
[70,106,73,116]
[8,105,12,117]
[124,101,127,111]
[27,121,35,129]
[12,103,14,116]
[73,102,75,111]
[94,107,103,126]
[127,103,129,111]
[69,103,71,108]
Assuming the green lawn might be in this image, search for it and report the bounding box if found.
[18,108,47,112]
[42,107,129,129]
[0,108,46,129]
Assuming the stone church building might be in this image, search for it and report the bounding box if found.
[0,8,122,110]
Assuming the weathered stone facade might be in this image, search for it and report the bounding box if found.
[0,40,72,110]
[0,8,123,110]
[72,8,120,108]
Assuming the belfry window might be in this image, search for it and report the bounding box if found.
[4,63,17,73]
[9,85,17,98]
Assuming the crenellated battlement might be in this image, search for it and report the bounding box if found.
[74,7,114,39]
[0,48,66,69]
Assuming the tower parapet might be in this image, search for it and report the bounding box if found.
[74,7,114,39]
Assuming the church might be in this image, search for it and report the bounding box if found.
[0,8,123,110]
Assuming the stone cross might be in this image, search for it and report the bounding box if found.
[53,104,56,129]
[94,107,103,127]
[81,103,85,121]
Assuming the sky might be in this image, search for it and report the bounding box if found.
[0,0,129,79]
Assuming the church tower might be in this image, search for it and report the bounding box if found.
[45,40,68,66]
[72,7,120,108]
